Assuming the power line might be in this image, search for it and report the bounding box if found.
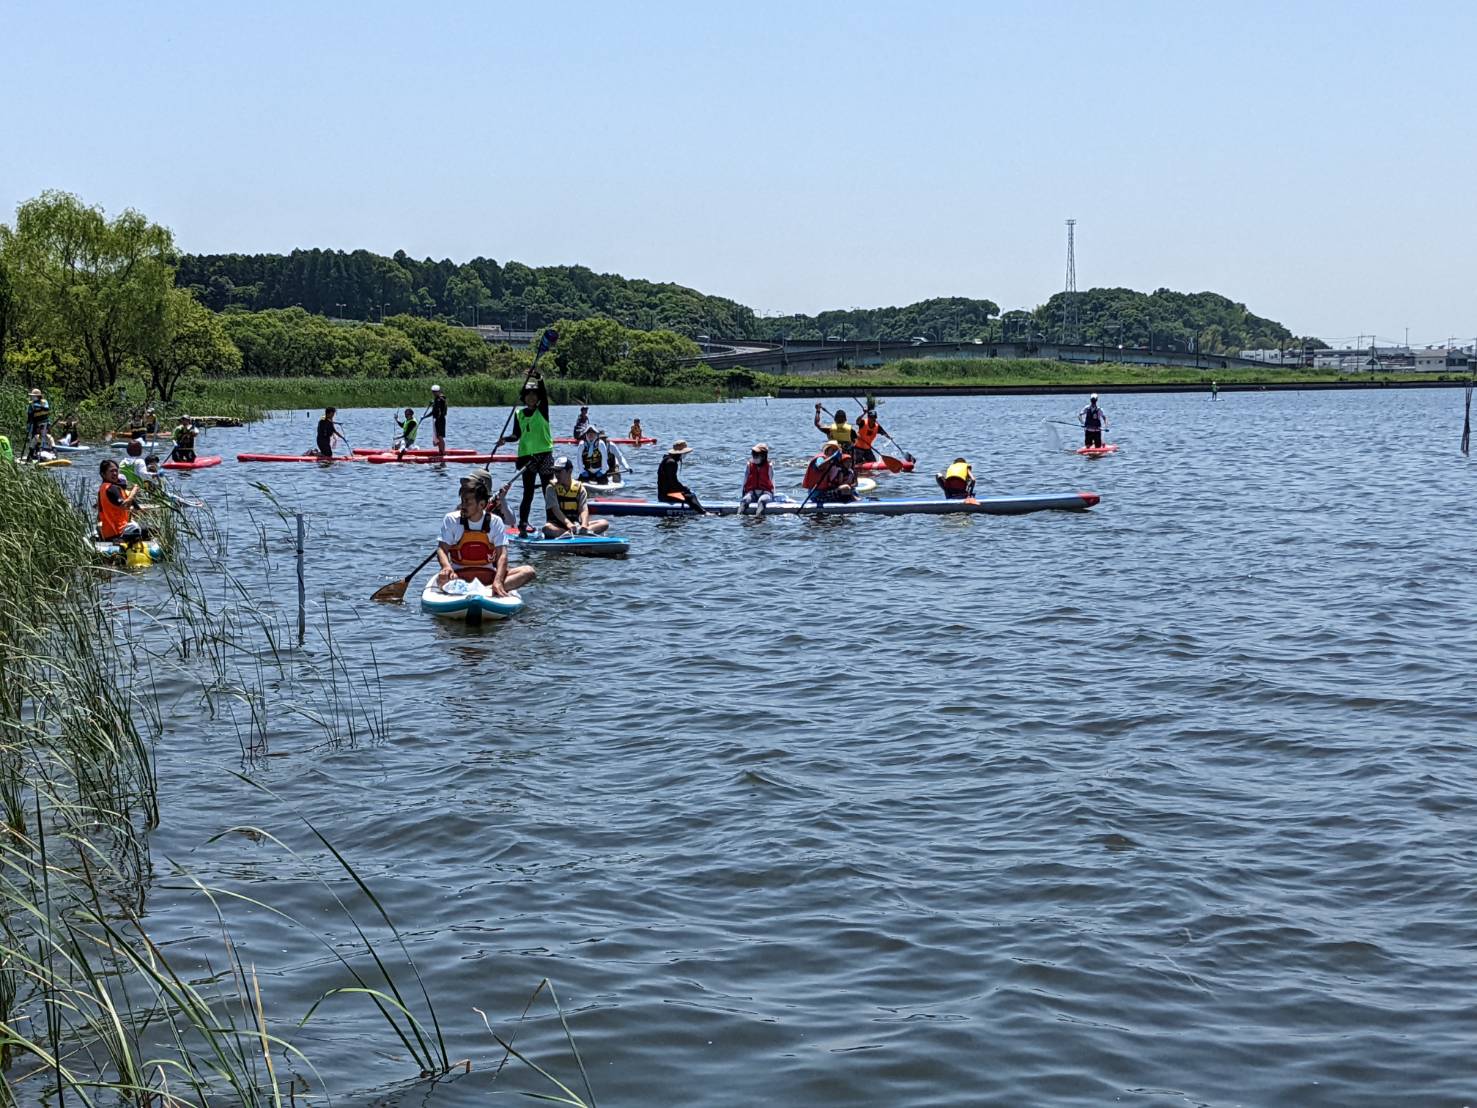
[1060,219,1078,345]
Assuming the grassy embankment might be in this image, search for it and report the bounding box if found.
[758,357,1468,392]
[188,374,715,413]
[0,463,595,1106]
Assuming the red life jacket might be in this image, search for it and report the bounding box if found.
[742,461,774,495]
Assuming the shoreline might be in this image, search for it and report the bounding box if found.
[776,377,1470,399]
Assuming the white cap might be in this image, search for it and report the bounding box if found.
[431,384,442,392]
[1090,393,1099,401]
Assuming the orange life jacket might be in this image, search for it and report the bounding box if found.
[97,481,133,540]
[447,513,498,583]
[855,416,880,449]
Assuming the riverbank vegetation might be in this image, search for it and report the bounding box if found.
[0,462,595,1104]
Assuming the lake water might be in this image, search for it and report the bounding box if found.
[94,387,1477,1106]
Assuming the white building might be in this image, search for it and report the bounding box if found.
[1414,347,1471,372]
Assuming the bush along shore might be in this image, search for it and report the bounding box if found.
[0,462,596,1106]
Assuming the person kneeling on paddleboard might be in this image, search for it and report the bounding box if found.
[577,427,617,483]
[1079,394,1108,449]
[803,442,857,503]
[740,443,776,514]
[814,404,856,456]
[658,440,710,514]
[936,458,976,500]
[394,408,419,451]
[436,471,536,596]
[544,457,611,538]
[97,459,151,543]
[169,415,198,464]
[498,376,555,537]
[853,407,889,464]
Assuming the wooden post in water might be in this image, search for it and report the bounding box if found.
[296,512,306,644]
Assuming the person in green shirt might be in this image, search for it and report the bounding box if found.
[495,375,553,536]
[394,407,419,451]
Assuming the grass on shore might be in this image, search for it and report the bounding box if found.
[758,357,1470,391]
[188,374,714,412]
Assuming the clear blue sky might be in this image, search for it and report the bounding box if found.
[4,0,1474,345]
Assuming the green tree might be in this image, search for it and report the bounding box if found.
[142,289,242,401]
[1,191,176,391]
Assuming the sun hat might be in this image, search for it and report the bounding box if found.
[667,440,693,455]
[1090,393,1099,401]
[29,388,42,397]
[431,384,443,392]
[751,442,769,454]
[821,441,840,454]
[583,425,599,436]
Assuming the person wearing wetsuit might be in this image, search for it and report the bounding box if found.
[657,440,707,513]
[1079,394,1108,448]
[314,408,342,457]
[497,376,554,536]
[424,386,448,453]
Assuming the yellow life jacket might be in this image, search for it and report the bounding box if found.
[580,441,604,471]
[553,479,583,516]
[827,421,855,446]
[945,461,973,483]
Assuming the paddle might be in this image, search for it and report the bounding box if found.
[493,328,559,451]
[1463,373,1473,457]
[370,462,533,602]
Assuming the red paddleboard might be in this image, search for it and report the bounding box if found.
[350,447,478,457]
[237,453,361,463]
[162,455,222,470]
[1076,444,1119,457]
[362,452,520,465]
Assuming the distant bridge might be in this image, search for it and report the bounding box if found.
[691,338,1286,376]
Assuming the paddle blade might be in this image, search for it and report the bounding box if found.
[1463,379,1472,456]
[880,454,906,473]
[538,328,559,356]
[370,577,410,603]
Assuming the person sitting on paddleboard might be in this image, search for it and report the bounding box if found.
[498,376,555,537]
[313,408,344,458]
[1079,394,1108,449]
[629,417,644,442]
[394,407,419,451]
[803,441,856,503]
[143,454,166,492]
[97,459,151,543]
[119,439,149,486]
[936,457,976,500]
[740,443,776,514]
[169,415,198,464]
[543,456,611,538]
[54,416,80,446]
[814,404,856,456]
[423,385,448,454]
[853,406,890,464]
[658,440,709,513]
[577,426,617,483]
[436,470,536,596]
[572,405,591,440]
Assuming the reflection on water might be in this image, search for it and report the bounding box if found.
[106,388,1477,1106]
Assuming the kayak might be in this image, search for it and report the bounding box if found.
[553,436,655,446]
[856,457,915,473]
[350,447,479,457]
[237,453,361,463]
[581,477,625,493]
[162,455,222,470]
[420,578,524,624]
[1077,444,1119,457]
[93,538,163,565]
[363,452,518,465]
[591,492,1101,517]
[511,532,630,557]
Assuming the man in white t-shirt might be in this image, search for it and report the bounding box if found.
[436,471,536,596]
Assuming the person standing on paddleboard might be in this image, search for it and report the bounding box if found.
[423,385,448,454]
[1079,394,1108,449]
[435,470,536,595]
[572,405,591,440]
[498,376,554,537]
[314,408,345,458]
[853,406,891,464]
[24,388,50,461]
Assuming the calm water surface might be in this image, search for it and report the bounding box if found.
[100,388,1477,1106]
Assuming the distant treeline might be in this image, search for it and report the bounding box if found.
[179,249,1312,354]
